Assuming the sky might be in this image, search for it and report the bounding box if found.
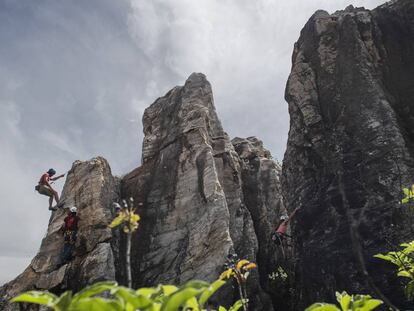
[0,0,385,284]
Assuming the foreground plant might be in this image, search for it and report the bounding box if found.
[11,279,245,311]
[220,255,257,311]
[306,291,383,311]
[109,198,140,288]
[374,240,414,301]
[400,184,414,204]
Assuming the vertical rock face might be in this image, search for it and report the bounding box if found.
[0,157,119,309]
[122,73,279,310]
[232,137,284,291]
[1,74,283,310]
[283,0,414,309]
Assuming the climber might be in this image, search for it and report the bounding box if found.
[272,207,300,246]
[60,206,80,265]
[35,168,65,211]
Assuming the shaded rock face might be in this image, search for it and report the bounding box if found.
[122,74,280,310]
[0,157,119,310]
[283,0,414,309]
[232,137,284,292]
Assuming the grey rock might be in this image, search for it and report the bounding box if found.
[122,73,275,310]
[0,74,283,311]
[0,157,119,309]
[283,0,414,309]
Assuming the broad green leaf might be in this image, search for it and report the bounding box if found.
[161,285,179,296]
[199,279,226,307]
[73,297,123,311]
[357,298,383,311]
[305,303,340,311]
[11,291,58,306]
[55,291,73,311]
[182,280,209,290]
[73,281,117,301]
[136,287,159,298]
[113,287,152,309]
[161,287,202,311]
[219,306,227,311]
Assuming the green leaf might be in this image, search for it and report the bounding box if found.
[228,299,245,311]
[199,279,226,307]
[11,291,58,306]
[161,287,202,311]
[397,270,413,278]
[73,297,123,311]
[405,280,414,301]
[336,291,350,311]
[109,215,126,228]
[182,280,209,290]
[373,254,392,262]
[161,285,179,296]
[185,296,200,311]
[136,287,159,298]
[219,306,227,311]
[305,303,341,311]
[73,281,117,301]
[113,286,153,309]
[357,299,383,311]
[55,291,73,311]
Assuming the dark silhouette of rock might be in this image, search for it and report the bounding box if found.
[282,0,414,309]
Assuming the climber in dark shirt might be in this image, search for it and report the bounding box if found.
[60,207,80,265]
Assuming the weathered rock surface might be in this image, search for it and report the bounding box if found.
[0,157,119,310]
[283,0,414,309]
[232,137,284,289]
[0,74,283,310]
[122,73,279,310]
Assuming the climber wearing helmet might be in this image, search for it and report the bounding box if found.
[36,168,65,211]
[272,207,300,246]
[60,206,80,265]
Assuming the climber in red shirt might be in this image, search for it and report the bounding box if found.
[60,206,80,265]
[35,168,65,211]
[272,207,300,245]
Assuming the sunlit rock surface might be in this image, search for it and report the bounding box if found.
[0,157,119,310]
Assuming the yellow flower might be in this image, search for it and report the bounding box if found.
[236,260,250,270]
[243,263,257,270]
[219,269,234,280]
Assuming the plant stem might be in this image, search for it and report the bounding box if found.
[126,231,132,288]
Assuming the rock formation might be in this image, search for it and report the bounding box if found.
[121,73,280,310]
[0,157,119,310]
[282,0,414,309]
[0,74,283,310]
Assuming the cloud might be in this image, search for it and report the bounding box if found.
[0,0,385,284]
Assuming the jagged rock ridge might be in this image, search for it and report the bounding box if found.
[0,157,119,310]
[0,74,283,311]
[121,73,281,309]
[282,0,414,309]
